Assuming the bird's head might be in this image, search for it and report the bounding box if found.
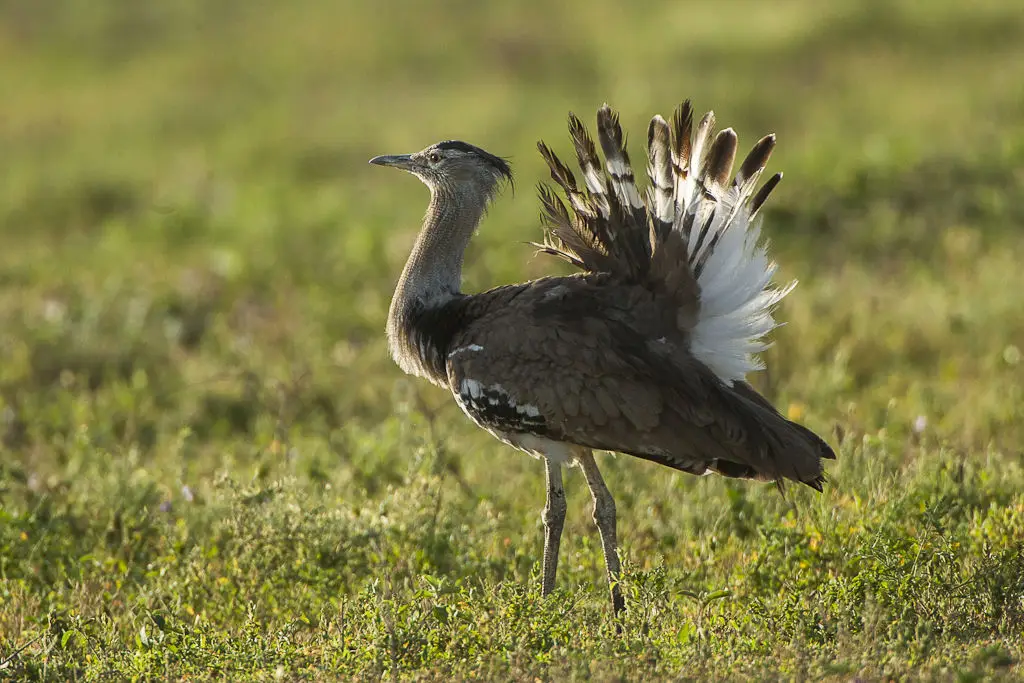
[370,140,513,202]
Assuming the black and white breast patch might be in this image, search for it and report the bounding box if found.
[447,345,549,436]
[453,376,548,434]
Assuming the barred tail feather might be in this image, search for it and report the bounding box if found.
[534,184,610,272]
[596,106,645,217]
[682,111,717,212]
[670,101,693,209]
[749,171,782,218]
[568,113,606,198]
[536,141,592,220]
[596,105,651,270]
[643,116,675,225]
[704,128,738,198]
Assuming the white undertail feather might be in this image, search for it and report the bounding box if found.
[687,211,796,385]
[538,101,794,386]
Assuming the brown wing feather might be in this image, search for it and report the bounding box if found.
[446,279,831,489]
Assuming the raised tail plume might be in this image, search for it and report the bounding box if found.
[646,114,674,241]
[536,100,790,386]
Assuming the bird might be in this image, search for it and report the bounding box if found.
[369,100,835,616]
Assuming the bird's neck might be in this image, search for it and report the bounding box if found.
[387,187,486,381]
[394,188,485,304]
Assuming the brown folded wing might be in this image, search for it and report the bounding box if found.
[446,278,832,489]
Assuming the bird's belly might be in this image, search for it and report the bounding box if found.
[491,430,576,465]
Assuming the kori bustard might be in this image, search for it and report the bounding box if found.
[370,101,834,615]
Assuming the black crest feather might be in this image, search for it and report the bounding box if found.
[436,140,513,185]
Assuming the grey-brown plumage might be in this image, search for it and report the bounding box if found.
[370,101,834,618]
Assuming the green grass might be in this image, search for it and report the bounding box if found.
[2,0,1024,679]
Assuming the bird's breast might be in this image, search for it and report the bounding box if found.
[387,296,474,387]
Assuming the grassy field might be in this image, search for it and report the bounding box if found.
[2,0,1024,679]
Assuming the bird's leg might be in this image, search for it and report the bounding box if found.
[577,449,625,615]
[541,456,566,597]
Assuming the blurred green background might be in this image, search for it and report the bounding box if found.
[1,0,1023,680]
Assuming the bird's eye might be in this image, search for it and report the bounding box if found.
[428,152,441,164]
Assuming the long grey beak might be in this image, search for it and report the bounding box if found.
[369,154,415,170]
